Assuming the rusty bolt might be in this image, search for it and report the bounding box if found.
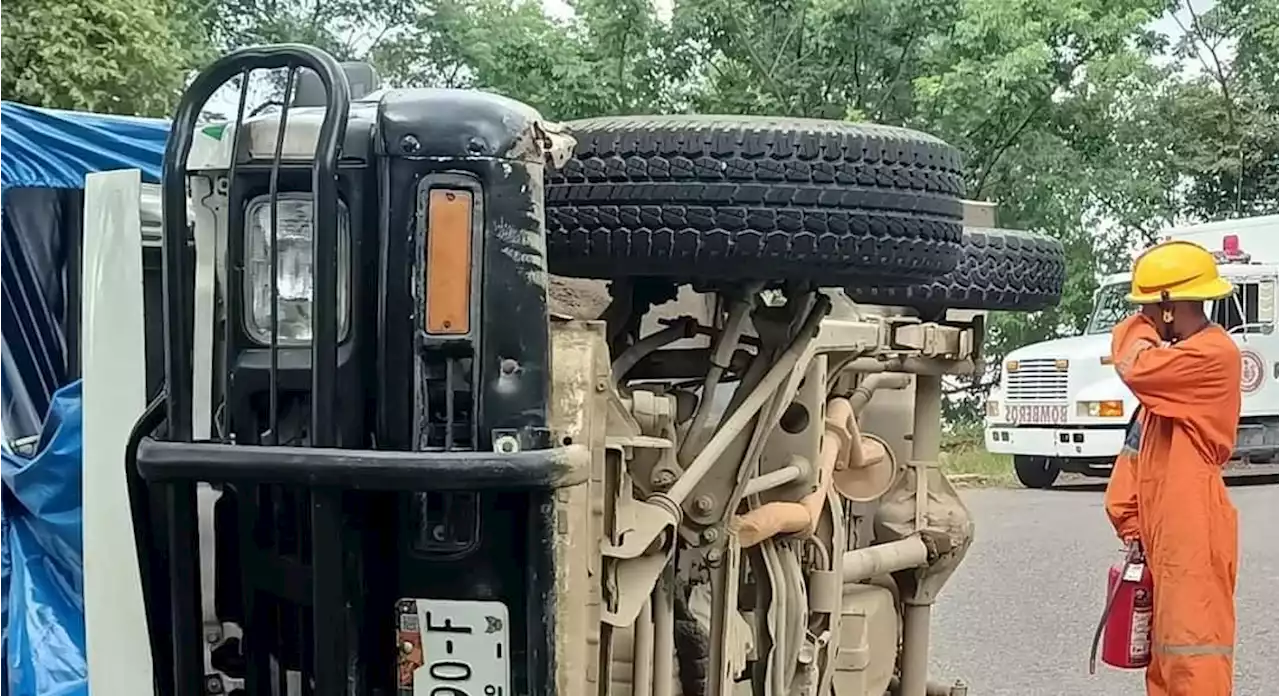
[400,134,421,154]
[702,527,720,544]
[706,548,723,565]
[204,675,224,694]
[595,380,608,392]
[693,495,714,514]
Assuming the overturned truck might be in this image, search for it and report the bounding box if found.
[88,45,1065,696]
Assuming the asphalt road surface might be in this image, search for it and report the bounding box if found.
[929,479,1279,695]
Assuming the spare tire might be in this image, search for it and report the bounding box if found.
[843,227,1065,312]
[544,115,966,284]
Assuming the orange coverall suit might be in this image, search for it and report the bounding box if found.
[1103,314,1240,695]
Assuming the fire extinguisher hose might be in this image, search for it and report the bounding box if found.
[1088,572,1125,675]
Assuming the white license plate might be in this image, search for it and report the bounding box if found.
[1005,404,1067,425]
[397,598,510,696]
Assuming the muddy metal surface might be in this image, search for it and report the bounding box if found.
[931,480,1279,695]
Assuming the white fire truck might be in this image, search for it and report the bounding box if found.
[984,215,1280,487]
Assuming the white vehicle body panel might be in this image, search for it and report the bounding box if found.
[986,216,1280,470]
[81,170,157,695]
[984,333,1137,462]
[83,177,219,695]
[1157,215,1279,263]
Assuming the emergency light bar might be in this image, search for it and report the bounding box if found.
[1212,233,1252,263]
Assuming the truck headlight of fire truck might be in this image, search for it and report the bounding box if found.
[1077,400,1125,418]
[243,193,352,345]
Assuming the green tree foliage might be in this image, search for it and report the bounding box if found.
[369,0,700,118]
[1164,0,1279,218]
[1,0,202,116]
[5,0,1275,423]
[185,0,411,60]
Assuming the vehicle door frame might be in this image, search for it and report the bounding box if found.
[1211,270,1278,417]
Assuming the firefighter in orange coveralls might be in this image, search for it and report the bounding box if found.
[1103,240,1241,696]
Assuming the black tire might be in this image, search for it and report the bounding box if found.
[544,115,966,284]
[1014,455,1061,489]
[843,227,1065,312]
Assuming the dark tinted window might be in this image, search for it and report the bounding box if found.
[1212,283,1271,334]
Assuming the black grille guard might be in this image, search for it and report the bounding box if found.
[135,438,588,490]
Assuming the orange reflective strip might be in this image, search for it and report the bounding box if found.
[424,189,473,335]
[1156,643,1234,656]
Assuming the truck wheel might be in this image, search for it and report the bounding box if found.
[1014,455,1061,489]
[843,228,1065,312]
[545,115,966,284]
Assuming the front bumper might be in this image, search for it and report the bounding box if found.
[133,438,590,696]
[984,425,1126,460]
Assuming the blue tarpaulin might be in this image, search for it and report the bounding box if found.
[1,102,168,192]
[2,381,87,696]
[1,102,169,696]
[1,101,168,440]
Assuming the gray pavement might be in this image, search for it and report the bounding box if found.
[929,480,1279,695]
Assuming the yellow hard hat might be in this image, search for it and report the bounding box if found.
[1127,240,1235,304]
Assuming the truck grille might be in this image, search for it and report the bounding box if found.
[1004,359,1069,402]
[412,350,480,557]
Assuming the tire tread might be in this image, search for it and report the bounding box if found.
[545,116,967,283]
[844,227,1067,311]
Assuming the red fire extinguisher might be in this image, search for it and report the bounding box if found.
[1089,541,1154,673]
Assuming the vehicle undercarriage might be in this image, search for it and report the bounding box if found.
[542,282,981,696]
[94,44,1066,696]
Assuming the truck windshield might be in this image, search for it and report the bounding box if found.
[1085,283,1131,334]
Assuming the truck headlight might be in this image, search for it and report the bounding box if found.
[1077,400,1124,418]
[244,194,351,346]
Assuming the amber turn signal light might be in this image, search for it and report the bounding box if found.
[424,189,472,335]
